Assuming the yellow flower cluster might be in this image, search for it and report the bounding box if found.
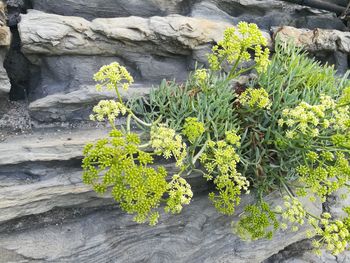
[280,95,350,140]
[193,69,208,87]
[182,117,205,143]
[208,22,269,73]
[277,195,306,232]
[82,129,169,226]
[254,44,271,73]
[150,124,187,167]
[309,213,350,255]
[200,135,249,215]
[165,174,193,214]
[297,151,350,202]
[93,62,134,91]
[239,87,271,109]
[89,100,127,122]
[225,129,241,146]
[279,95,335,139]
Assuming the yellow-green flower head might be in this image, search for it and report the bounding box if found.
[90,100,127,122]
[94,62,134,91]
[225,129,241,146]
[208,22,270,72]
[239,87,271,109]
[165,174,193,214]
[200,139,248,215]
[150,124,187,167]
[182,117,205,143]
[193,69,208,85]
[280,95,343,139]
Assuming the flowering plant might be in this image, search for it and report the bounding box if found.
[83,22,350,255]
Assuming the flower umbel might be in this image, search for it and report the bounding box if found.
[94,62,134,91]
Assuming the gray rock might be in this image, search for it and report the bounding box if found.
[263,239,339,263]
[0,160,207,224]
[28,85,152,122]
[0,191,321,263]
[0,25,11,98]
[0,167,113,223]
[0,48,11,97]
[0,127,108,165]
[18,10,238,56]
[31,0,190,20]
[27,55,138,101]
[325,187,350,219]
[192,0,346,30]
[273,26,350,53]
[26,55,187,103]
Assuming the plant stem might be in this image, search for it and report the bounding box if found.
[131,113,153,127]
[115,85,124,104]
[192,141,208,165]
[126,114,132,134]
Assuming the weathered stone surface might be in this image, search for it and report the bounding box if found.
[0,192,321,263]
[192,0,345,30]
[0,49,11,97]
[263,239,344,263]
[0,24,12,98]
[0,127,108,165]
[31,0,190,20]
[18,10,272,115]
[0,167,112,223]
[26,55,187,103]
[273,26,350,53]
[325,187,350,219]
[0,161,207,224]
[18,10,238,56]
[28,0,346,31]
[28,85,151,122]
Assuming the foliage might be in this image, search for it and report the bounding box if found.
[83,22,350,255]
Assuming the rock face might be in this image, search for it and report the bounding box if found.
[31,0,190,20]
[0,127,322,262]
[0,0,349,262]
[28,85,151,122]
[274,26,350,53]
[0,5,11,98]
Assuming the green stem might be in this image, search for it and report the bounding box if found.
[227,54,242,80]
[115,85,123,104]
[126,114,132,134]
[131,113,153,127]
[192,141,208,165]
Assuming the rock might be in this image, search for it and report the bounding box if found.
[28,85,152,122]
[18,10,238,56]
[192,0,345,31]
[273,26,350,53]
[324,187,350,219]
[0,160,207,224]
[0,191,321,263]
[6,0,32,27]
[24,0,347,31]
[263,239,340,263]
[18,10,272,115]
[0,167,113,223]
[0,100,31,138]
[0,24,12,98]
[0,48,11,97]
[25,55,187,103]
[0,127,108,165]
[31,0,190,20]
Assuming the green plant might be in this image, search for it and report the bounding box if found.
[83,22,350,255]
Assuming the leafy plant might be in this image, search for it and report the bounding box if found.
[83,22,350,255]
